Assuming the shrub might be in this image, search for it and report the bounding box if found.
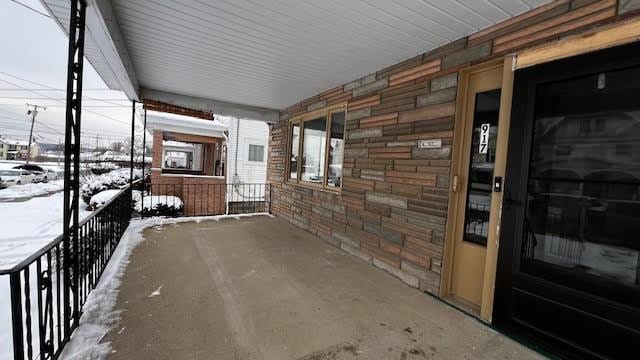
[81,168,142,205]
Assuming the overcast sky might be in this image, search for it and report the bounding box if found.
[0,0,134,148]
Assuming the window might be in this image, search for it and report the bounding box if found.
[287,105,346,190]
[289,124,300,180]
[162,140,204,173]
[248,144,265,162]
[327,111,345,187]
[301,117,326,183]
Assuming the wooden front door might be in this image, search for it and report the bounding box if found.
[449,64,505,313]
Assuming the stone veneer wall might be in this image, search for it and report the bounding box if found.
[267,0,638,294]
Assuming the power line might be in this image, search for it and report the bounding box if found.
[0,78,130,125]
[0,88,120,91]
[0,96,129,102]
[8,0,51,19]
[0,72,130,107]
[0,104,130,108]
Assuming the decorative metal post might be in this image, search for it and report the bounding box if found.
[140,107,147,218]
[129,101,136,186]
[62,0,86,337]
[129,100,136,215]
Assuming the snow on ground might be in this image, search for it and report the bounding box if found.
[0,191,92,269]
[90,189,123,209]
[58,213,270,360]
[136,195,184,212]
[0,189,124,360]
[0,179,64,201]
[0,160,64,173]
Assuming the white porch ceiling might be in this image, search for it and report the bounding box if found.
[42,0,551,113]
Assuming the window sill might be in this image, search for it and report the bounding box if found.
[160,173,225,180]
[285,180,341,194]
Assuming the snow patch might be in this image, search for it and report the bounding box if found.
[147,285,163,298]
[135,196,183,212]
[89,189,123,209]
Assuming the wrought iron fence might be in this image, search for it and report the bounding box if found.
[142,182,270,217]
[0,186,133,360]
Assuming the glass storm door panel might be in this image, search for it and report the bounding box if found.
[463,89,501,246]
[495,43,640,360]
[521,65,640,307]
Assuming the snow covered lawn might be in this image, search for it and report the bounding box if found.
[0,189,125,360]
[0,191,92,269]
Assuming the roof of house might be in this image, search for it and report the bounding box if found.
[146,110,228,138]
[0,138,31,146]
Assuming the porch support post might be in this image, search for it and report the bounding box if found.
[140,107,147,218]
[62,0,86,335]
[129,100,136,215]
[129,100,136,186]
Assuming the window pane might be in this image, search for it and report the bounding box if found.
[289,123,299,180]
[162,141,203,171]
[327,111,345,187]
[522,65,640,302]
[248,144,264,162]
[462,89,501,246]
[301,117,326,183]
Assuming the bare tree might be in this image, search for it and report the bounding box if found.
[110,141,125,152]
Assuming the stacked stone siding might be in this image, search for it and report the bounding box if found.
[267,0,637,294]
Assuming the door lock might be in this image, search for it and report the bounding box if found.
[493,176,503,192]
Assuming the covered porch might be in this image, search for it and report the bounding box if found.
[101,215,540,360]
[3,1,635,359]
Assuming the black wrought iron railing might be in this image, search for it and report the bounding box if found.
[143,182,270,217]
[1,186,133,360]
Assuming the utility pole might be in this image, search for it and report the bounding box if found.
[26,103,46,164]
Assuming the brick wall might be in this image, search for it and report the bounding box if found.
[151,130,226,216]
[267,0,639,295]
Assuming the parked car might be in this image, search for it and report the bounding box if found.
[42,169,59,182]
[0,169,36,187]
[13,164,45,182]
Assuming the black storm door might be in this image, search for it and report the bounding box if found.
[494,43,640,360]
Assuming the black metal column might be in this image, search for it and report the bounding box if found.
[140,107,147,218]
[62,0,86,337]
[129,100,136,186]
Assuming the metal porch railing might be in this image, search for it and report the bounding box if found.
[143,182,271,217]
[1,186,133,360]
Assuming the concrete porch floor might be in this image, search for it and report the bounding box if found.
[104,215,545,360]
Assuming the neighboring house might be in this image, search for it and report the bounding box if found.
[146,111,269,215]
[221,116,269,185]
[0,137,39,160]
[219,116,270,211]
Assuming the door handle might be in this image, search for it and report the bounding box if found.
[452,174,459,193]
